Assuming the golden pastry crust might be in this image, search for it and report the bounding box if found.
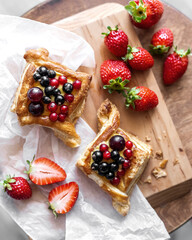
[76,99,152,215]
[11,48,92,148]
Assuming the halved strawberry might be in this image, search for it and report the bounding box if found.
[26,157,66,185]
[48,182,79,217]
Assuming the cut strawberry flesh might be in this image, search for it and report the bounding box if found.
[29,158,66,185]
[48,182,79,214]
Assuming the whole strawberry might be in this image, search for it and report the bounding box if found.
[150,28,174,54]
[163,47,191,85]
[102,25,129,57]
[100,60,131,93]
[1,176,32,200]
[125,86,158,111]
[123,45,154,70]
[125,0,164,29]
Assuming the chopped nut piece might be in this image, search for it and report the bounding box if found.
[144,175,152,184]
[173,158,179,165]
[145,136,151,142]
[152,167,167,179]
[155,151,163,160]
[159,159,168,169]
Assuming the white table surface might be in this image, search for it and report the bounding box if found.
[0,0,191,239]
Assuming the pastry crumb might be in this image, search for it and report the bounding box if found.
[145,136,151,142]
[144,175,152,184]
[152,167,167,179]
[173,158,179,165]
[155,151,163,160]
[159,159,168,169]
[157,137,161,141]
[162,130,167,138]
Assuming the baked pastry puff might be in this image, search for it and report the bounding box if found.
[11,48,92,148]
[77,99,152,216]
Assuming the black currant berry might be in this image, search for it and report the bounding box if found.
[111,150,120,161]
[55,95,65,105]
[45,86,55,96]
[92,151,103,163]
[48,69,56,78]
[33,72,41,81]
[63,82,73,94]
[42,96,51,104]
[40,76,50,87]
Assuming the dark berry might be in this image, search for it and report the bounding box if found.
[105,171,115,180]
[123,149,133,159]
[109,135,125,151]
[58,113,67,122]
[42,96,51,104]
[45,86,55,96]
[92,151,103,163]
[60,105,68,114]
[27,87,43,102]
[48,70,56,78]
[38,66,48,76]
[49,112,58,122]
[33,72,41,81]
[28,102,44,116]
[50,78,59,88]
[125,140,133,149]
[100,144,108,152]
[117,156,125,164]
[40,76,50,87]
[110,176,120,185]
[91,162,99,171]
[98,162,109,174]
[55,94,65,105]
[117,169,125,177]
[58,75,67,85]
[122,159,131,169]
[63,82,73,94]
[52,88,61,96]
[47,102,57,112]
[73,80,82,89]
[103,151,111,160]
[64,94,74,103]
[111,150,120,161]
[109,162,119,172]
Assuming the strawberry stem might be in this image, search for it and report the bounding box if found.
[125,0,147,23]
[1,175,16,191]
[103,77,130,94]
[101,25,119,36]
[122,45,139,61]
[174,46,191,58]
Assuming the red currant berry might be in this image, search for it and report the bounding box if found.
[58,75,67,85]
[58,113,67,122]
[60,105,68,114]
[110,176,120,185]
[123,149,132,158]
[122,159,131,169]
[49,112,58,122]
[117,169,125,177]
[103,151,111,160]
[73,80,82,89]
[47,102,57,112]
[100,144,108,152]
[50,78,59,88]
[64,94,74,103]
[125,140,133,150]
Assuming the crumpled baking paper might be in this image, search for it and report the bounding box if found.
[0,15,170,240]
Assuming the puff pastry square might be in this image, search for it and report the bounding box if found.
[77,99,152,216]
[11,48,92,148]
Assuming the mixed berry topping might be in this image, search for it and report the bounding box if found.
[91,135,134,185]
[28,66,82,121]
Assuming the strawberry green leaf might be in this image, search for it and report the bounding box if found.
[174,46,191,58]
[150,44,170,55]
[123,45,139,61]
[103,77,130,94]
[125,0,147,23]
[101,25,119,36]
[123,87,142,108]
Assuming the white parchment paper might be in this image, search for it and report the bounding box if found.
[0,15,170,240]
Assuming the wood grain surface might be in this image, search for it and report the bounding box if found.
[23,0,192,233]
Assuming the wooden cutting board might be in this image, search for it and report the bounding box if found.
[53,3,192,208]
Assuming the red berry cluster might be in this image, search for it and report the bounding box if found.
[91,135,134,186]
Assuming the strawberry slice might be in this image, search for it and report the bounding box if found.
[26,157,66,185]
[48,182,79,216]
